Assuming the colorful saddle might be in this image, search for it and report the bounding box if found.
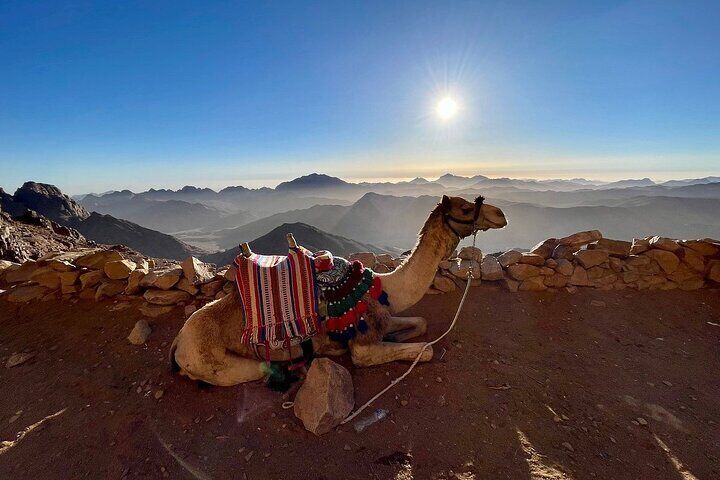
[234,247,390,351]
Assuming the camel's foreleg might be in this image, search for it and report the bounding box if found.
[349,341,433,367]
[173,338,265,386]
[383,316,427,342]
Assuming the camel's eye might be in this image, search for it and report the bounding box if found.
[461,206,474,215]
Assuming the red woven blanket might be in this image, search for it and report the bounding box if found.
[233,247,320,349]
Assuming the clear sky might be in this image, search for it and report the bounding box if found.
[1,0,719,194]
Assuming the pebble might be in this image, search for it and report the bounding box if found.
[436,377,443,383]
[400,400,409,407]
[154,389,164,400]
[636,417,648,426]
[590,300,606,307]
[245,451,255,462]
[562,442,574,452]
[343,444,352,451]
[662,380,673,387]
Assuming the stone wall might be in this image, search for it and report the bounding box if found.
[1,231,718,318]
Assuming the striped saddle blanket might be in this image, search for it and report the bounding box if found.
[233,247,320,350]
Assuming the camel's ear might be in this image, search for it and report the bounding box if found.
[441,195,451,211]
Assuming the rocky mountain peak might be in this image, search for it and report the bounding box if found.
[14,181,90,224]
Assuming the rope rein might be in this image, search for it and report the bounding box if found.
[339,229,479,425]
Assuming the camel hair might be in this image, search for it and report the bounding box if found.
[170,194,507,386]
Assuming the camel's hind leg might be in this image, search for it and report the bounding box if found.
[349,341,433,367]
[171,335,265,387]
[384,316,427,343]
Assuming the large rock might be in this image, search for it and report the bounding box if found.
[140,267,182,290]
[181,256,214,284]
[104,259,136,280]
[506,264,541,281]
[529,238,558,259]
[574,249,609,269]
[497,250,522,268]
[75,249,123,269]
[200,279,225,297]
[589,238,631,258]
[128,320,151,345]
[519,276,547,291]
[558,230,602,247]
[679,240,719,257]
[449,259,481,280]
[95,280,126,300]
[480,255,504,281]
[432,274,456,293]
[707,261,720,283]
[144,288,191,305]
[376,253,394,265]
[5,260,38,284]
[139,302,175,318]
[348,252,376,269]
[48,259,75,272]
[79,270,105,290]
[568,265,592,286]
[649,236,681,253]
[125,268,147,295]
[2,285,48,302]
[58,270,80,286]
[643,249,680,274]
[544,273,568,288]
[176,277,199,295]
[293,358,354,435]
[30,267,61,289]
[551,244,578,261]
[554,258,574,276]
[630,238,650,255]
[518,253,545,266]
[681,248,706,272]
[458,246,483,263]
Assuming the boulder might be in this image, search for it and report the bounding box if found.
[176,277,199,295]
[589,238,631,258]
[2,285,48,303]
[48,260,75,272]
[568,265,592,286]
[79,270,105,290]
[497,250,522,268]
[667,263,698,284]
[348,252,376,269]
[519,253,545,266]
[480,256,504,281]
[223,267,237,282]
[643,249,680,274]
[506,264,541,281]
[95,280,126,300]
[140,267,182,290]
[449,259,481,280]
[544,274,568,288]
[373,263,391,273]
[681,248,705,272]
[181,256,214,284]
[649,236,681,253]
[540,266,554,276]
[706,261,720,283]
[293,358,354,435]
[144,289,191,305]
[608,257,624,272]
[58,270,80,286]
[0,259,16,273]
[5,260,38,284]
[555,258,574,276]
[519,276,547,291]
[529,238,558,259]
[139,302,175,318]
[127,320,151,345]
[78,286,97,300]
[376,253,394,265]
[574,249,609,269]
[678,278,705,290]
[432,274,456,293]
[200,279,225,297]
[30,268,61,289]
[104,259,136,280]
[679,239,719,257]
[61,284,79,295]
[551,244,578,261]
[630,238,650,255]
[75,249,123,269]
[503,277,520,292]
[558,230,602,247]
[125,268,147,295]
[458,246,483,263]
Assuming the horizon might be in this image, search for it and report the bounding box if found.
[2,1,719,194]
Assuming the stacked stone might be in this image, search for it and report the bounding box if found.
[427,231,720,293]
[0,247,230,317]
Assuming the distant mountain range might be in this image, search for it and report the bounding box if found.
[201,222,388,266]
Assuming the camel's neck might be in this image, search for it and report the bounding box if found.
[379,211,459,314]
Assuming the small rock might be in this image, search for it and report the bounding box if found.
[343,444,352,451]
[128,320,151,345]
[662,380,672,387]
[6,352,36,368]
[293,358,354,435]
[636,417,648,426]
[562,442,574,452]
[154,389,164,400]
[400,400,408,407]
[590,300,606,307]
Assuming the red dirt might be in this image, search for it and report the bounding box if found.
[1,285,719,479]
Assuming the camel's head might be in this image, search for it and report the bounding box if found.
[440,194,507,238]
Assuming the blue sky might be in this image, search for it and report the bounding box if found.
[1,0,719,193]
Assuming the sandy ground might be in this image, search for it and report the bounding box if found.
[1,285,719,479]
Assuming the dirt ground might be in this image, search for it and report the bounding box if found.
[1,285,719,479]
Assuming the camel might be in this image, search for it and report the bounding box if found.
[170,195,507,386]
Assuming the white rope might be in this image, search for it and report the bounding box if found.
[340,231,479,425]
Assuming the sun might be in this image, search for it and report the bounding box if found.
[436,96,459,120]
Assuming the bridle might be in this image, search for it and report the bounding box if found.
[442,196,484,239]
